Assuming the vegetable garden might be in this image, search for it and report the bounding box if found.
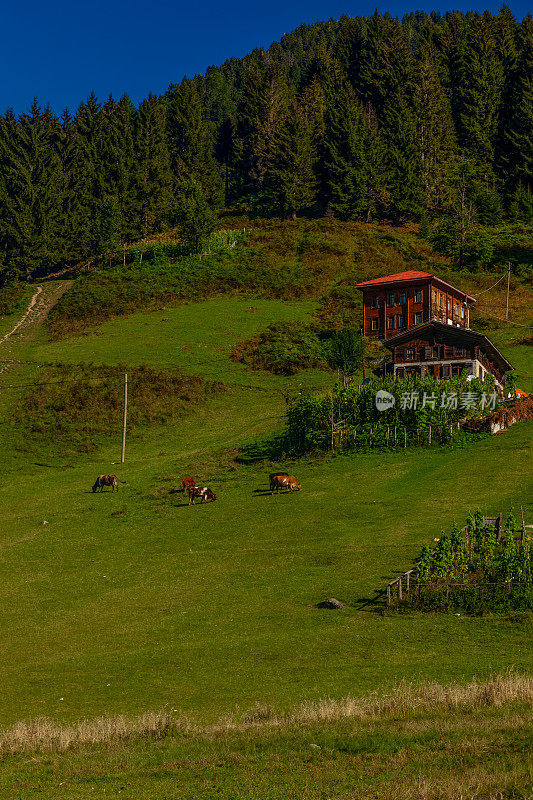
[388,510,533,613]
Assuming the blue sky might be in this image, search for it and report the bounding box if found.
[2,1,530,115]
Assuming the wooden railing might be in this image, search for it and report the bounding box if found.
[385,515,506,607]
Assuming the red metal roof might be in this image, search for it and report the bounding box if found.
[355,271,433,287]
[355,270,476,302]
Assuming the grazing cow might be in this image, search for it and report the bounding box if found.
[179,476,196,493]
[269,472,290,492]
[188,486,217,505]
[271,475,301,494]
[92,474,118,493]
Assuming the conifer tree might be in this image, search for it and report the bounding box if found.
[166,80,222,206]
[412,47,458,213]
[234,64,290,199]
[503,15,533,192]
[134,94,173,237]
[269,99,316,218]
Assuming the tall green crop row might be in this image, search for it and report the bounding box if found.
[286,375,497,452]
[401,510,533,613]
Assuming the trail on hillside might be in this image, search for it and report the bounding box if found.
[0,281,72,377]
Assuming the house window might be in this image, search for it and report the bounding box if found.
[388,294,395,307]
[415,290,422,303]
[397,315,405,328]
[399,292,406,305]
[442,364,450,377]
[455,303,460,316]
[461,307,465,319]
[439,294,444,308]
[405,348,414,360]
[372,296,380,308]
[432,290,437,304]
[387,315,396,330]
[371,317,379,331]
[414,312,423,325]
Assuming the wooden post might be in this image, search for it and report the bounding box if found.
[369,428,373,448]
[506,262,511,320]
[330,394,334,452]
[406,571,410,592]
[387,584,391,607]
[398,577,402,601]
[428,425,432,446]
[404,427,407,449]
[386,426,390,447]
[121,373,128,464]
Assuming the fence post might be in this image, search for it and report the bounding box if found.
[404,427,407,449]
[406,571,410,592]
[398,577,403,601]
[428,425,432,446]
[386,426,390,447]
[387,584,391,607]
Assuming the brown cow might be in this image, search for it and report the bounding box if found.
[179,476,196,493]
[271,475,301,494]
[92,475,118,493]
[269,472,290,492]
[188,486,217,505]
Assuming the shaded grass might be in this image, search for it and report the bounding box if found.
[11,363,225,454]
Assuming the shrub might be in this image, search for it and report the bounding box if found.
[231,322,325,375]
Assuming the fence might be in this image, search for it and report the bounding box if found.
[385,511,529,607]
[332,421,462,452]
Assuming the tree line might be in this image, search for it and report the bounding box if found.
[0,8,532,284]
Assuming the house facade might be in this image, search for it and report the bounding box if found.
[384,321,513,391]
[355,270,476,340]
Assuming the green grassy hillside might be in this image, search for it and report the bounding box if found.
[0,220,531,797]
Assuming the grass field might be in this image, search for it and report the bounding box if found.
[0,220,531,797]
[0,674,531,799]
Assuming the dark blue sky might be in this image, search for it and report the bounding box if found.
[2,1,529,115]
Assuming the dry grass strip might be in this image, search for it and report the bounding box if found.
[1,670,531,754]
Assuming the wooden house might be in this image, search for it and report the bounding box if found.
[355,270,476,340]
[383,320,513,392]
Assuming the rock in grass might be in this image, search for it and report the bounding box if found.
[316,598,345,610]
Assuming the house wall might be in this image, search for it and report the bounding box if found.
[363,280,470,340]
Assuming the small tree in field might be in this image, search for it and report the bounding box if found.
[326,329,366,379]
[175,181,216,254]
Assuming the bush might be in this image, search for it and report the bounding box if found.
[231,322,325,375]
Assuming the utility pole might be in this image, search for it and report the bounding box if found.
[121,373,128,464]
[505,262,511,320]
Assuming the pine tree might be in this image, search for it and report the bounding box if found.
[234,64,290,200]
[0,102,64,279]
[269,99,316,218]
[175,180,215,253]
[412,47,458,213]
[383,92,424,220]
[134,94,173,237]
[166,80,222,206]
[323,64,387,220]
[503,15,533,192]
[98,94,137,243]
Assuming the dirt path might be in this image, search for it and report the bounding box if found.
[0,281,72,377]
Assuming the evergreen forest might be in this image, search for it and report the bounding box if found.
[0,8,532,284]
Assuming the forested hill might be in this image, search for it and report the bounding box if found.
[0,8,532,284]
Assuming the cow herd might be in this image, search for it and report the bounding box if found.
[91,471,302,504]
